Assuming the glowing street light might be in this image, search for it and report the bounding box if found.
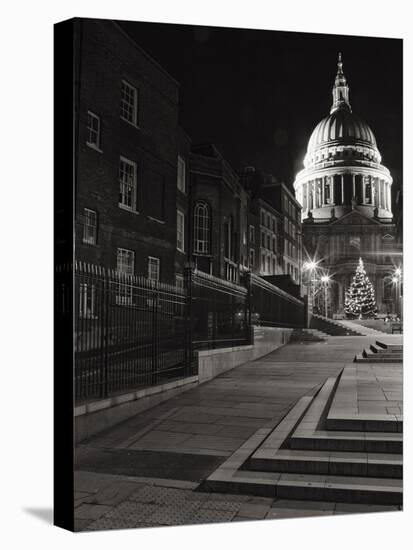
[320,274,332,317]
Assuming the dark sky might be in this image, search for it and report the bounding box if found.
[119,20,402,191]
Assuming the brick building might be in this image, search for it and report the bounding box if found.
[74,19,189,285]
[189,144,249,284]
[73,19,304,295]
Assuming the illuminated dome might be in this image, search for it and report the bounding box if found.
[294,53,392,221]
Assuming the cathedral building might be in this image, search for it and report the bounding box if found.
[294,54,400,316]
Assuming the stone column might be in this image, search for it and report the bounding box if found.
[341,174,345,205]
[362,175,366,204]
[322,177,325,205]
[352,174,356,198]
[387,183,392,213]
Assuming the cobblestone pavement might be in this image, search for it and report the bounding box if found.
[75,335,402,531]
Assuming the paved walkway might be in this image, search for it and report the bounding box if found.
[75,334,402,531]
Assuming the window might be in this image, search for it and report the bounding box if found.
[267,214,270,228]
[82,208,97,245]
[249,225,255,244]
[148,256,160,282]
[267,255,271,273]
[261,211,265,225]
[284,218,288,233]
[272,257,276,274]
[272,237,276,253]
[272,218,276,232]
[120,80,138,125]
[261,253,266,272]
[267,234,271,249]
[86,111,101,149]
[119,157,137,210]
[116,248,134,305]
[249,248,255,269]
[177,209,185,252]
[177,156,186,193]
[79,283,96,319]
[194,201,210,254]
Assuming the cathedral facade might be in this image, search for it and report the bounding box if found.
[294,54,401,316]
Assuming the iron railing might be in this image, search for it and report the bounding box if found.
[56,262,305,403]
[248,272,305,328]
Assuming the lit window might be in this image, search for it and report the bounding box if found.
[82,208,97,245]
[148,256,160,282]
[120,80,138,125]
[119,157,137,210]
[86,111,101,149]
[194,201,210,254]
[116,248,134,305]
[177,209,185,252]
[177,156,186,193]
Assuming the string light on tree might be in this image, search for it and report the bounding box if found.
[344,257,377,319]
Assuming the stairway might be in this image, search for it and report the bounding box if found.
[310,314,364,336]
[289,328,327,342]
[354,340,403,363]
[203,369,402,505]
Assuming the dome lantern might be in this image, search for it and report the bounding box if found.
[331,52,351,114]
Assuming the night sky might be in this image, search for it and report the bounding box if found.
[118,20,402,191]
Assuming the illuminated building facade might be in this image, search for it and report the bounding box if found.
[294,54,401,315]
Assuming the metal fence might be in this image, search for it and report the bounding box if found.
[190,268,250,350]
[248,272,305,328]
[56,262,305,403]
[68,262,190,402]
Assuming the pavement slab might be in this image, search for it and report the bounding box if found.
[75,334,403,530]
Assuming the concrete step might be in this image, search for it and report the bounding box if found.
[355,351,402,363]
[290,430,402,454]
[204,470,402,505]
[370,344,402,355]
[248,448,402,478]
[376,341,403,352]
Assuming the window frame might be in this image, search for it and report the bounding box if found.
[118,156,138,211]
[177,155,186,194]
[86,110,101,151]
[176,209,185,253]
[148,256,161,282]
[120,79,139,126]
[82,208,98,245]
[193,201,211,255]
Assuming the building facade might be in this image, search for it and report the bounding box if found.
[294,54,400,315]
[74,19,188,285]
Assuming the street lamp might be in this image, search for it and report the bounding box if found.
[392,267,402,319]
[302,259,320,325]
[320,274,331,318]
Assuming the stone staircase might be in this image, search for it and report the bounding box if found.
[289,328,328,342]
[202,369,402,505]
[310,314,364,336]
[354,340,403,363]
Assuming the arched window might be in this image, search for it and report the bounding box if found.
[193,201,211,254]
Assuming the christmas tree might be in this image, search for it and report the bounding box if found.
[345,258,377,319]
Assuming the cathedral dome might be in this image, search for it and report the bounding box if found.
[293,53,393,222]
[307,109,377,152]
